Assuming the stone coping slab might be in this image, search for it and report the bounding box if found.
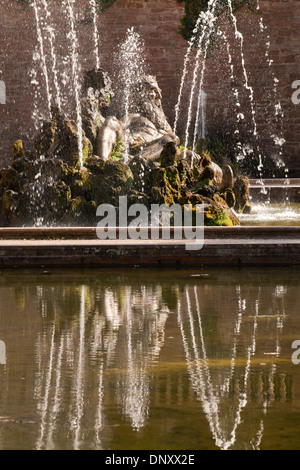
[0,226,298,268]
[0,225,300,239]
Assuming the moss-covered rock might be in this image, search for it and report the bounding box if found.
[11,156,30,174]
[0,167,22,192]
[68,197,97,225]
[2,189,18,212]
[219,188,236,208]
[53,119,93,167]
[204,206,234,226]
[34,111,93,167]
[0,69,250,229]
[12,140,25,159]
[158,141,178,168]
[88,160,134,205]
[233,175,251,213]
[34,120,57,158]
[176,159,194,186]
[129,155,156,194]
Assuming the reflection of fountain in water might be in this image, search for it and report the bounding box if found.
[123,286,150,431]
[0,340,6,365]
[118,285,169,430]
[35,322,56,450]
[31,276,293,449]
[73,284,86,450]
[177,283,288,450]
[33,281,169,448]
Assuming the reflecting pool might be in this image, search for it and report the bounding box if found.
[0,267,300,450]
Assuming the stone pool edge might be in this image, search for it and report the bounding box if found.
[0,226,299,268]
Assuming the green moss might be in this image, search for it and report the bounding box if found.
[218,188,236,208]
[151,186,175,206]
[68,197,97,225]
[82,139,93,164]
[165,166,180,189]
[192,178,212,191]
[12,140,25,159]
[110,139,125,161]
[158,141,178,168]
[176,160,193,186]
[2,190,18,212]
[95,0,116,12]
[0,167,21,192]
[204,207,234,226]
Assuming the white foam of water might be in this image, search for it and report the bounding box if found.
[239,203,300,225]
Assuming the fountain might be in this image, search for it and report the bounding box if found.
[1,1,253,230]
[171,0,299,228]
[0,0,299,250]
[115,27,147,162]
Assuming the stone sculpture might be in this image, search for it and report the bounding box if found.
[0,69,251,227]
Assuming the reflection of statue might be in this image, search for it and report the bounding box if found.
[0,340,6,364]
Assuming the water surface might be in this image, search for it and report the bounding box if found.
[0,267,300,450]
[240,203,300,226]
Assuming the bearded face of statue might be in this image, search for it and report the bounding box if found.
[143,78,162,108]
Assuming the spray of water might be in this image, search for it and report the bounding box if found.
[256,0,287,192]
[63,0,84,167]
[183,4,218,160]
[173,13,205,136]
[174,0,280,186]
[216,29,250,164]
[40,0,62,109]
[191,7,221,153]
[32,0,52,114]
[227,0,257,137]
[90,0,100,69]
[117,27,146,162]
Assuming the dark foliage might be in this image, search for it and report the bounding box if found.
[176,0,257,41]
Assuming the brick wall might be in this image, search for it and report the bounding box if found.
[0,0,299,175]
